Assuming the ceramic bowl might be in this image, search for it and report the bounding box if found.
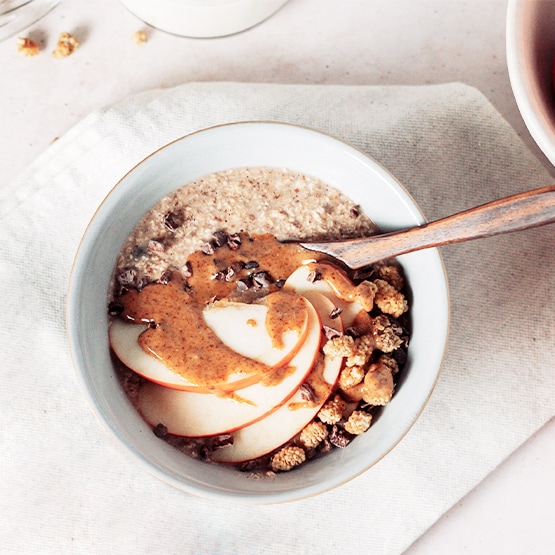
[67,122,449,504]
[507,0,555,166]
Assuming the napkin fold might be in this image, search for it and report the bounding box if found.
[1,82,554,555]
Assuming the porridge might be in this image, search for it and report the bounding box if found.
[108,167,410,473]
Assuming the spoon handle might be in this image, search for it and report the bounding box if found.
[301,185,555,268]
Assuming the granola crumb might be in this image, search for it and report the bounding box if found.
[371,315,404,353]
[17,37,40,56]
[299,420,329,449]
[344,410,372,435]
[52,32,79,58]
[373,278,408,318]
[355,280,378,312]
[270,445,306,472]
[133,30,147,44]
[318,394,347,424]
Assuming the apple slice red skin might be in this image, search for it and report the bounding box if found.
[108,299,308,393]
[135,300,323,437]
[284,265,364,328]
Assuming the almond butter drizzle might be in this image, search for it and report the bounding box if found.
[117,234,322,391]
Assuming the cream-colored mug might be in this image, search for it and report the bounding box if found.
[119,0,290,38]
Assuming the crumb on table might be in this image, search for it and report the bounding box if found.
[17,37,40,56]
[53,32,79,58]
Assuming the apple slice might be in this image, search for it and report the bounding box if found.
[284,264,364,328]
[210,344,344,464]
[202,299,307,368]
[109,298,308,392]
[136,300,323,437]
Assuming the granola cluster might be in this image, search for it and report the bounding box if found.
[263,263,409,473]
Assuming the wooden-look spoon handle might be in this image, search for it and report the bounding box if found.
[300,185,555,269]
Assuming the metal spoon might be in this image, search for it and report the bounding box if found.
[300,185,555,269]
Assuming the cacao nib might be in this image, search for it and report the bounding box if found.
[275,279,286,289]
[136,276,150,291]
[329,306,343,319]
[108,301,124,316]
[157,271,171,285]
[201,241,216,255]
[211,270,226,281]
[163,210,184,232]
[323,325,342,340]
[236,277,252,292]
[329,425,352,448]
[211,433,234,449]
[251,271,273,288]
[349,205,360,218]
[212,230,229,247]
[230,261,245,273]
[153,423,168,438]
[181,261,193,278]
[345,327,361,338]
[299,382,316,403]
[227,233,242,251]
[306,270,322,283]
[243,260,259,270]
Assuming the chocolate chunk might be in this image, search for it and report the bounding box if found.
[212,230,229,247]
[227,233,242,251]
[163,210,184,232]
[153,423,168,438]
[108,301,124,316]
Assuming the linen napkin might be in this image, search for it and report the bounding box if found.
[1,82,553,555]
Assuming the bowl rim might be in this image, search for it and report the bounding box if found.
[67,120,450,504]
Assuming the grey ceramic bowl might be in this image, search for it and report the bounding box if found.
[67,122,449,504]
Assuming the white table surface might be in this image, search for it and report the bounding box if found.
[1,1,553,553]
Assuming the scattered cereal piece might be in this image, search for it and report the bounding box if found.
[270,445,306,472]
[52,32,79,59]
[344,410,372,435]
[362,356,395,405]
[299,420,329,449]
[373,278,408,318]
[345,334,374,367]
[318,394,347,424]
[17,37,40,56]
[133,30,147,44]
[338,364,365,390]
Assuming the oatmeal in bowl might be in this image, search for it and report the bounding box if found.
[67,122,449,503]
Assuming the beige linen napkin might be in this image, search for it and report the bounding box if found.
[1,82,553,554]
